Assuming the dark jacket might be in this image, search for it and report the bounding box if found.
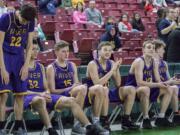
[131,19,145,31]
[100,25,121,50]
[167,27,180,62]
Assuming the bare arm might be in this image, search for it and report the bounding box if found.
[71,62,79,84]
[0,31,5,70]
[87,61,115,85]
[112,66,121,87]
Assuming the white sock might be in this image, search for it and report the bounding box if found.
[92,117,100,124]
[143,115,149,119]
[85,123,91,128]
[158,113,165,118]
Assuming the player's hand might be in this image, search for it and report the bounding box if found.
[41,92,52,103]
[113,58,122,71]
[0,68,9,85]
[157,82,169,89]
[20,65,29,81]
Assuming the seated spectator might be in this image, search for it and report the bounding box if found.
[73,2,88,24]
[71,0,84,8]
[104,16,117,31]
[156,8,166,38]
[118,13,138,33]
[38,0,61,14]
[33,27,46,51]
[85,0,104,27]
[131,13,145,31]
[100,25,122,51]
[153,0,167,7]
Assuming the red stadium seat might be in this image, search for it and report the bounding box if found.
[41,40,55,50]
[113,51,128,60]
[59,29,74,42]
[78,38,95,53]
[41,21,57,36]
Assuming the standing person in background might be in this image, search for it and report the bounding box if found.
[156,8,166,38]
[158,8,176,60]
[0,4,36,135]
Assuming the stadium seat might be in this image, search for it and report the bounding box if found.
[59,29,74,42]
[41,40,55,50]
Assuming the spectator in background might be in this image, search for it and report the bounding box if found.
[85,0,104,27]
[73,2,88,24]
[156,8,166,38]
[33,27,46,51]
[144,0,154,12]
[131,13,145,31]
[158,8,177,60]
[158,8,176,45]
[118,13,138,33]
[167,23,180,62]
[38,0,61,14]
[104,16,117,31]
[71,0,84,8]
[153,0,167,8]
[174,7,179,23]
[100,25,122,51]
[0,0,15,17]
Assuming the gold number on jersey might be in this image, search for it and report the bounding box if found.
[29,80,39,89]
[10,36,22,47]
[64,79,72,87]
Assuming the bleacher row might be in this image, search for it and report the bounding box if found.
[6,0,165,66]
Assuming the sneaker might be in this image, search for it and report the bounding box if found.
[142,118,152,129]
[0,130,6,135]
[100,117,111,132]
[48,128,58,135]
[121,119,139,130]
[72,123,86,135]
[173,113,180,125]
[13,128,27,135]
[86,125,97,135]
[155,118,174,127]
[94,122,109,135]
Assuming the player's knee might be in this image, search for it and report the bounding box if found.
[79,85,87,97]
[34,97,46,108]
[66,97,77,107]
[94,88,104,98]
[167,87,173,96]
[127,86,136,96]
[141,87,150,98]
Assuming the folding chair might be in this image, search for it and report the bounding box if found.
[135,102,159,125]
[109,104,124,125]
[40,111,65,135]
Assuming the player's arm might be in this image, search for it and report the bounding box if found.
[135,59,161,88]
[71,62,81,85]
[87,61,115,85]
[153,59,161,82]
[46,65,69,94]
[20,32,34,81]
[112,61,121,87]
[40,64,50,93]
